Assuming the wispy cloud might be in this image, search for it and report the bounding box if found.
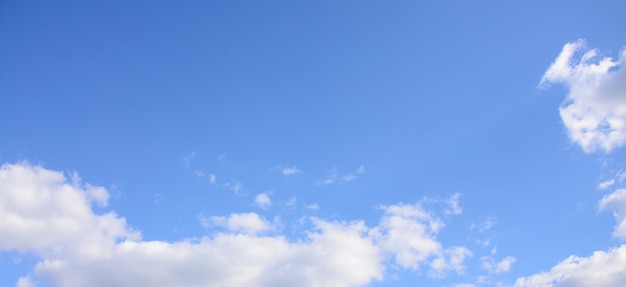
[281,166,301,176]
[480,256,516,274]
[223,181,242,195]
[194,170,217,184]
[217,152,228,163]
[183,151,196,168]
[318,165,366,185]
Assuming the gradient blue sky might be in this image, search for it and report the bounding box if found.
[1,1,626,287]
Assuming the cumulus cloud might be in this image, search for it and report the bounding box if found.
[514,245,626,287]
[371,201,471,276]
[0,162,138,255]
[0,162,469,287]
[540,39,626,153]
[254,192,272,209]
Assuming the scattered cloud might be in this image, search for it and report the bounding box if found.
[193,170,217,184]
[254,192,272,209]
[285,196,297,207]
[200,213,273,235]
[318,165,366,185]
[540,39,626,153]
[305,203,320,211]
[281,166,301,176]
[480,256,516,274]
[598,188,626,238]
[515,185,626,286]
[223,181,243,194]
[371,201,471,277]
[598,178,616,190]
[183,151,196,168]
[470,216,498,233]
[445,192,463,215]
[217,152,228,163]
[514,245,626,287]
[0,162,471,287]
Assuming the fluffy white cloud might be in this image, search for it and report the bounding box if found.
[0,162,469,287]
[0,162,138,255]
[255,192,272,209]
[598,188,626,238]
[32,219,383,287]
[540,40,626,153]
[514,245,626,287]
[371,200,471,277]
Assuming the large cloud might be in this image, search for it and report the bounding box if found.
[514,244,626,287]
[0,162,469,287]
[540,40,626,153]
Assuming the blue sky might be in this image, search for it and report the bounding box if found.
[1,1,626,286]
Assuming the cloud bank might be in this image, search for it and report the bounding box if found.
[0,162,469,287]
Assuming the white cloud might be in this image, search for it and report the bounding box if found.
[33,219,384,287]
[183,151,196,167]
[514,245,626,287]
[305,203,320,210]
[515,187,626,286]
[223,181,242,194]
[540,40,626,153]
[254,193,272,209]
[319,165,366,185]
[445,192,463,215]
[193,170,217,184]
[371,201,471,276]
[480,256,516,274]
[598,188,626,238]
[281,166,301,176]
[0,162,469,287]
[0,162,139,255]
[285,196,297,207]
[202,213,272,235]
[470,216,498,233]
[598,178,616,190]
[15,277,36,287]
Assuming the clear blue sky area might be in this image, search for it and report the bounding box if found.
[1,1,626,287]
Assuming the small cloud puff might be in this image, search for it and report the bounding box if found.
[281,166,301,176]
[255,193,272,209]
